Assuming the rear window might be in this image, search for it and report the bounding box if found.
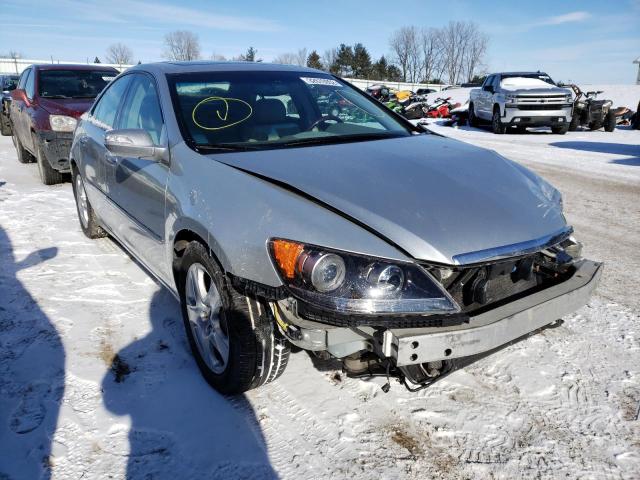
[38,69,117,99]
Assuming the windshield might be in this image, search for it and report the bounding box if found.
[3,76,18,91]
[168,71,412,151]
[501,73,555,85]
[38,69,117,98]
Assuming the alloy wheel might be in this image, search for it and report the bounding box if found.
[75,173,90,229]
[185,263,229,374]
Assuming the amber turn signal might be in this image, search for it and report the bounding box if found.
[271,239,304,279]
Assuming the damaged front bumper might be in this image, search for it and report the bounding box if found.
[384,259,601,365]
[273,259,602,366]
[35,130,73,172]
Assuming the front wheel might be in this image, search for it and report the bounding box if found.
[33,134,66,185]
[178,242,290,394]
[491,108,506,134]
[603,110,616,132]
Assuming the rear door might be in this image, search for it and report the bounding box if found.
[22,68,37,152]
[81,74,133,197]
[478,75,493,118]
[10,68,31,144]
[108,72,169,275]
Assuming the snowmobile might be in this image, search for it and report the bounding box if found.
[425,97,456,118]
[568,85,616,132]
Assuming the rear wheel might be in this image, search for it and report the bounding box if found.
[178,242,290,394]
[33,133,65,185]
[71,165,106,239]
[491,107,506,134]
[14,135,34,164]
[603,110,616,132]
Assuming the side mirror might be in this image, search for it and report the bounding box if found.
[105,129,166,161]
[10,88,26,102]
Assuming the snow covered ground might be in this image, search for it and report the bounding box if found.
[0,124,639,479]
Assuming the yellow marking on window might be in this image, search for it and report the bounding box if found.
[191,96,253,131]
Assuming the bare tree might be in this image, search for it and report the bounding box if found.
[321,48,338,73]
[273,52,298,65]
[462,26,488,82]
[295,48,308,67]
[210,52,227,61]
[105,43,133,65]
[0,50,23,59]
[389,26,419,82]
[439,21,487,85]
[419,28,443,83]
[163,30,201,61]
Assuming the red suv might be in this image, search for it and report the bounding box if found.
[10,64,118,184]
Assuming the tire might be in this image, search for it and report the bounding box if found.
[14,135,34,164]
[491,107,506,134]
[0,112,11,136]
[568,113,580,132]
[71,166,106,239]
[588,121,603,131]
[551,125,569,135]
[178,241,290,394]
[33,133,65,185]
[603,110,616,132]
[468,104,478,127]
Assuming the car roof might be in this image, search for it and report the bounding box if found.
[129,61,324,76]
[32,64,119,72]
[493,71,549,76]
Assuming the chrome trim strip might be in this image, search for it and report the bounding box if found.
[451,226,573,265]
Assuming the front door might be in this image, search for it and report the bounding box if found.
[109,73,169,278]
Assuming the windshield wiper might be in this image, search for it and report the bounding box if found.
[41,94,70,99]
[196,143,262,152]
[282,133,403,147]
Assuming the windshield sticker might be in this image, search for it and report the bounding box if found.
[192,96,253,131]
[102,76,116,81]
[300,77,342,87]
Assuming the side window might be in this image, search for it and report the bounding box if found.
[17,69,30,89]
[24,70,35,98]
[117,74,164,145]
[92,75,132,129]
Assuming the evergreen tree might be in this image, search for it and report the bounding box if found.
[306,50,323,70]
[93,56,101,63]
[372,56,389,80]
[334,44,354,77]
[351,43,372,79]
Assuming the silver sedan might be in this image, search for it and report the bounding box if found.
[70,62,601,394]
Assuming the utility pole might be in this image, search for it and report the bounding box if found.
[635,57,640,85]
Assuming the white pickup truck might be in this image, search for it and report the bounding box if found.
[469,72,573,134]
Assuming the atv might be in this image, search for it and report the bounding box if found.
[568,85,616,132]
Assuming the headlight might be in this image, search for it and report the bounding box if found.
[269,239,460,315]
[565,95,572,102]
[49,114,77,132]
[505,94,517,104]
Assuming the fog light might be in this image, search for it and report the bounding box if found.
[514,118,521,123]
[558,118,564,122]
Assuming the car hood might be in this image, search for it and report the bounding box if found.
[501,86,572,96]
[214,134,567,265]
[37,97,95,118]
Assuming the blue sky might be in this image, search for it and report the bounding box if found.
[1,0,638,83]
